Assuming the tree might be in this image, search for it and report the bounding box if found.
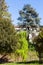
[0,0,18,54]
[0,0,11,19]
[34,29,43,63]
[18,4,40,28]
[18,4,40,43]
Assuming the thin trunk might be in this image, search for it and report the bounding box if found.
[39,53,42,63]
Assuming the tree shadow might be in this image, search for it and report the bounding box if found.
[16,60,43,64]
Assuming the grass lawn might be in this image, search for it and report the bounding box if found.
[0,63,43,65]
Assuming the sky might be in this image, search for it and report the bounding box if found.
[6,0,43,25]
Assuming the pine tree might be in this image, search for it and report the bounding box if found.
[0,0,18,54]
[0,0,11,19]
[18,4,40,28]
[18,4,40,43]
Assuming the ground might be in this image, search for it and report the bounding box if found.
[0,63,43,65]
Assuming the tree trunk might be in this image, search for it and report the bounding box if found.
[39,52,42,63]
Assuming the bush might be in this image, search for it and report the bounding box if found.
[15,31,28,60]
[34,29,43,62]
[29,42,35,51]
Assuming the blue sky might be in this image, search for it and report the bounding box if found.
[6,0,43,25]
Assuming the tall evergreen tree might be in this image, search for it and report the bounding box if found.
[18,4,40,28]
[18,4,40,43]
[0,0,18,54]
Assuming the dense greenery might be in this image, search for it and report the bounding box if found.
[0,0,43,63]
[0,18,19,53]
[34,29,43,62]
[0,0,29,61]
[0,0,18,54]
[16,31,28,60]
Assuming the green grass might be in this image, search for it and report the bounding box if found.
[0,63,43,65]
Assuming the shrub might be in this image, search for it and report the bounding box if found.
[34,29,43,62]
[15,31,28,60]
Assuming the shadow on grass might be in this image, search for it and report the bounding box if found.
[16,60,43,64]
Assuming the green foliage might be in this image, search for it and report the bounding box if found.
[0,0,11,19]
[18,31,27,38]
[18,4,40,28]
[34,30,43,62]
[16,31,28,60]
[34,30,43,52]
[29,43,35,51]
[0,18,18,53]
[0,0,18,54]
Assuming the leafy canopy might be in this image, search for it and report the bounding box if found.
[18,4,40,27]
